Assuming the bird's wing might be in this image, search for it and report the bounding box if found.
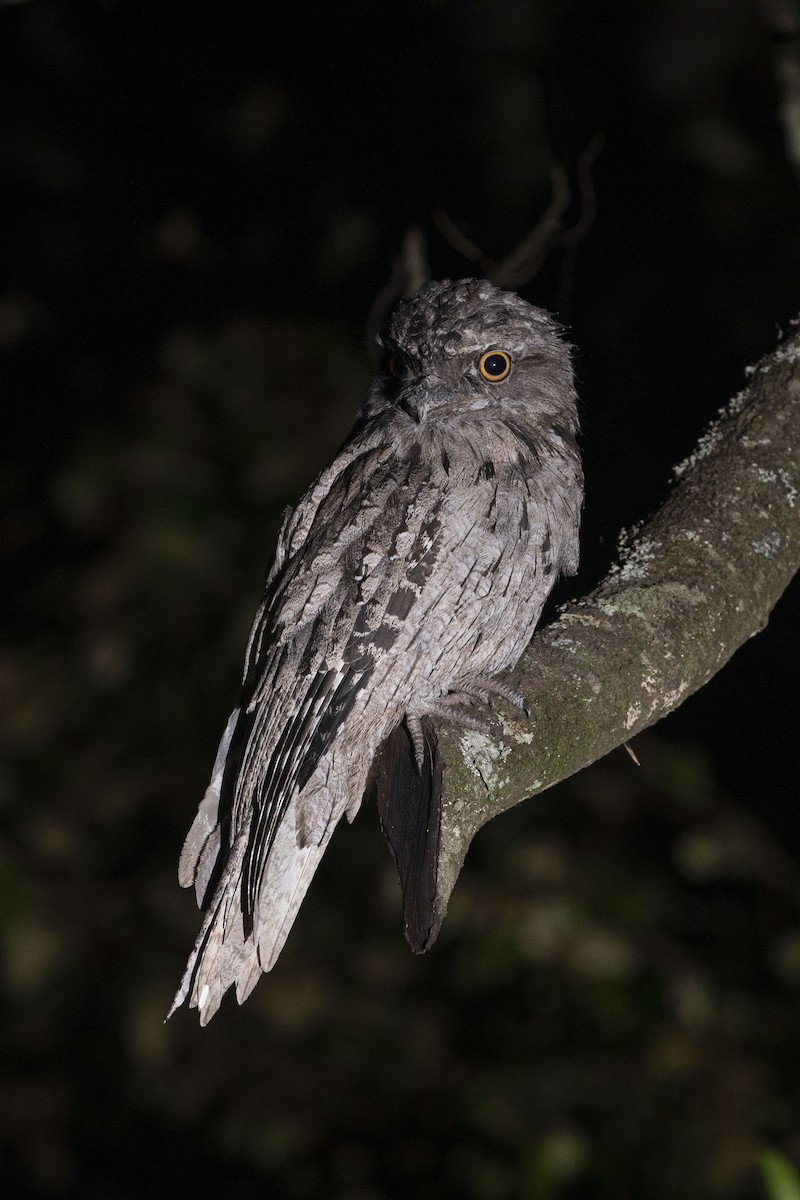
[171,422,449,1021]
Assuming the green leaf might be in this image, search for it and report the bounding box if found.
[760,1150,800,1200]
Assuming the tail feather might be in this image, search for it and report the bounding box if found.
[169,785,347,1023]
[170,697,377,1022]
[168,825,250,1023]
[376,716,443,954]
[255,793,336,971]
[178,708,239,896]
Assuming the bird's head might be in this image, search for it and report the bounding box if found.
[372,278,576,430]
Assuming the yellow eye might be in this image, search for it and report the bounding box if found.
[479,350,511,382]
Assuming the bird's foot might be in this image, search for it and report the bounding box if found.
[405,713,428,772]
[408,676,528,751]
[449,673,530,717]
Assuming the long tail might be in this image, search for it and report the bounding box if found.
[169,706,354,1024]
[168,793,340,1024]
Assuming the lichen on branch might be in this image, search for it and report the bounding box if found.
[432,321,800,922]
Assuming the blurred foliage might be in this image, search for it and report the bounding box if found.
[761,1151,800,1200]
[2,1,800,1198]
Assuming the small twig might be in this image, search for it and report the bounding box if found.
[762,0,800,181]
[557,133,605,248]
[434,136,604,291]
[365,227,431,361]
[490,164,572,288]
[400,226,431,298]
[432,209,500,278]
[623,741,641,767]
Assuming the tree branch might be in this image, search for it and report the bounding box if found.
[430,320,800,924]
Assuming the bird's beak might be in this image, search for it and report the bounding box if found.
[396,381,450,423]
[398,389,427,423]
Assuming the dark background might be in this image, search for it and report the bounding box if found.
[3,2,800,1197]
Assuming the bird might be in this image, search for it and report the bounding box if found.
[168,277,583,1024]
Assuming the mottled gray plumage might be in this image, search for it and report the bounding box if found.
[169,278,583,1023]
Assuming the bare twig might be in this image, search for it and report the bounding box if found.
[557,134,605,247]
[623,742,641,766]
[434,136,604,290]
[365,227,431,361]
[488,163,572,288]
[763,0,800,180]
[432,208,500,278]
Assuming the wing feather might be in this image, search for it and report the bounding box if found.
[171,421,445,1016]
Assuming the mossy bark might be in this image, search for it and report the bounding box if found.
[432,322,800,922]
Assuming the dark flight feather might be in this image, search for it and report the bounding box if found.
[376,718,443,953]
